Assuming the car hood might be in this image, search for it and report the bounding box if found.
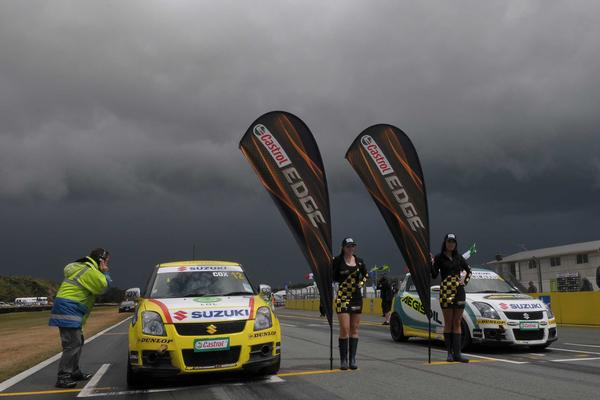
[149,296,255,323]
[466,293,547,312]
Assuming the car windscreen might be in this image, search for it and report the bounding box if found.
[149,268,255,299]
[465,272,519,293]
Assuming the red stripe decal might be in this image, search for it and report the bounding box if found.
[248,296,255,320]
[148,299,172,323]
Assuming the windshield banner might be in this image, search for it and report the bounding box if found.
[157,265,244,274]
[346,125,432,315]
[240,111,334,325]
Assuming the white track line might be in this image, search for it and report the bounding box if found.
[564,343,600,349]
[279,323,297,327]
[78,364,110,397]
[80,375,284,397]
[550,347,600,355]
[550,357,600,362]
[461,352,529,364]
[0,317,130,392]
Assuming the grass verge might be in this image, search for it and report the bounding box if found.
[0,306,129,382]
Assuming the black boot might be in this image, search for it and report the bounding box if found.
[349,338,359,370]
[452,333,469,363]
[443,333,454,362]
[339,338,349,370]
[71,371,93,381]
[55,375,77,389]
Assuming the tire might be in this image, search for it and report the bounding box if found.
[262,358,281,375]
[390,313,408,342]
[126,361,144,387]
[529,343,550,351]
[460,319,472,351]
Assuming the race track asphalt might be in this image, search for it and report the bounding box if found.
[1,308,599,400]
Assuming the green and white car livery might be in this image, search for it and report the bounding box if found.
[390,268,558,350]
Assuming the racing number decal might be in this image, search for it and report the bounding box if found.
[231,272,245,280]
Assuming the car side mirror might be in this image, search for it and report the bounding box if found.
[259,284,272,299]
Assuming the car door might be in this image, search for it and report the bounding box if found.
[397,275,430,336]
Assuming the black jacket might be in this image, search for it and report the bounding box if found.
[377,277,393,301]
[332,255,368,284]
[431,253,472,283]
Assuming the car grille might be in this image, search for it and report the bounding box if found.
[504,311,544,320]
[174,320,247,336]
[483,329,506,340]
[181,346,241,367]
[513,329,544,341]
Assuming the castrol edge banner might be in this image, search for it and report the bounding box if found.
[240,111,334,324]
[346,125,432,314]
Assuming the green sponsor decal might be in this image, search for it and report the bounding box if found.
[193,297,222,303]
[193,338,230,352]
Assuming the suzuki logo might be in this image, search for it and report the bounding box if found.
[499,303,509,310]
[206,324,217,335]
[173,310,188,321]
[523,313,530,320]
[177,266,187,272]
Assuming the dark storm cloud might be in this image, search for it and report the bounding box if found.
[1,0,599,287]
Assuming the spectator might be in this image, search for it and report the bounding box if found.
[580,277,593,292]
[527,281,538,293]
[376,274,393,325]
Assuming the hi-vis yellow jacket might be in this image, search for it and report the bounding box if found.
[48,256,110,328]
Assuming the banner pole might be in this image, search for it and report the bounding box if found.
[428,315,432,364]
[330,321,333,370]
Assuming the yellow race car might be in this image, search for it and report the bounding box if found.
[127,261,281,385]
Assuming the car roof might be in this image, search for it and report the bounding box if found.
[157,260,242,268]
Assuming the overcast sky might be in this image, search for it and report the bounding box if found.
[1,1,599,289]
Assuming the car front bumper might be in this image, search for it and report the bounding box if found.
[472,325,558,346]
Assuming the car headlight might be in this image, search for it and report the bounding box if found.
[253,306,272,331]
[545,305,554,319]
[142,311,167,336]
[473,302,501,320]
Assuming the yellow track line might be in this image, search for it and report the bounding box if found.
[277,369,345,377]
[0,387,112,397]
[426,359,493,365]
[0,388,81,397]
[557,323,600,328]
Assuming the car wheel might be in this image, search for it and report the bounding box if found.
[390,313,408,342]
[262,358,281,375]
[126,360,144,387]
[529,343,550,351]
[460,319,472,351]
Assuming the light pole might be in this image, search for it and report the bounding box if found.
[532,256,543,293]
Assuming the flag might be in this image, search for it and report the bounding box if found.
[346,125,432,316]
[370,264,391,273]
[240,111,334,325]
[462,243,477,260]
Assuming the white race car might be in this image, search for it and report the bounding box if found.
[390,268,558,350]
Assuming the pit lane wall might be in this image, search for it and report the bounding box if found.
[285,292,600,326]
[285,298,384,316]
[529,292,600,326]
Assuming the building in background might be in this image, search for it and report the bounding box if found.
[487,240,600,292]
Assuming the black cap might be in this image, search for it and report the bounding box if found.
[341,237,357,247]
[445,233,457,242]
[89,248,110,262]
